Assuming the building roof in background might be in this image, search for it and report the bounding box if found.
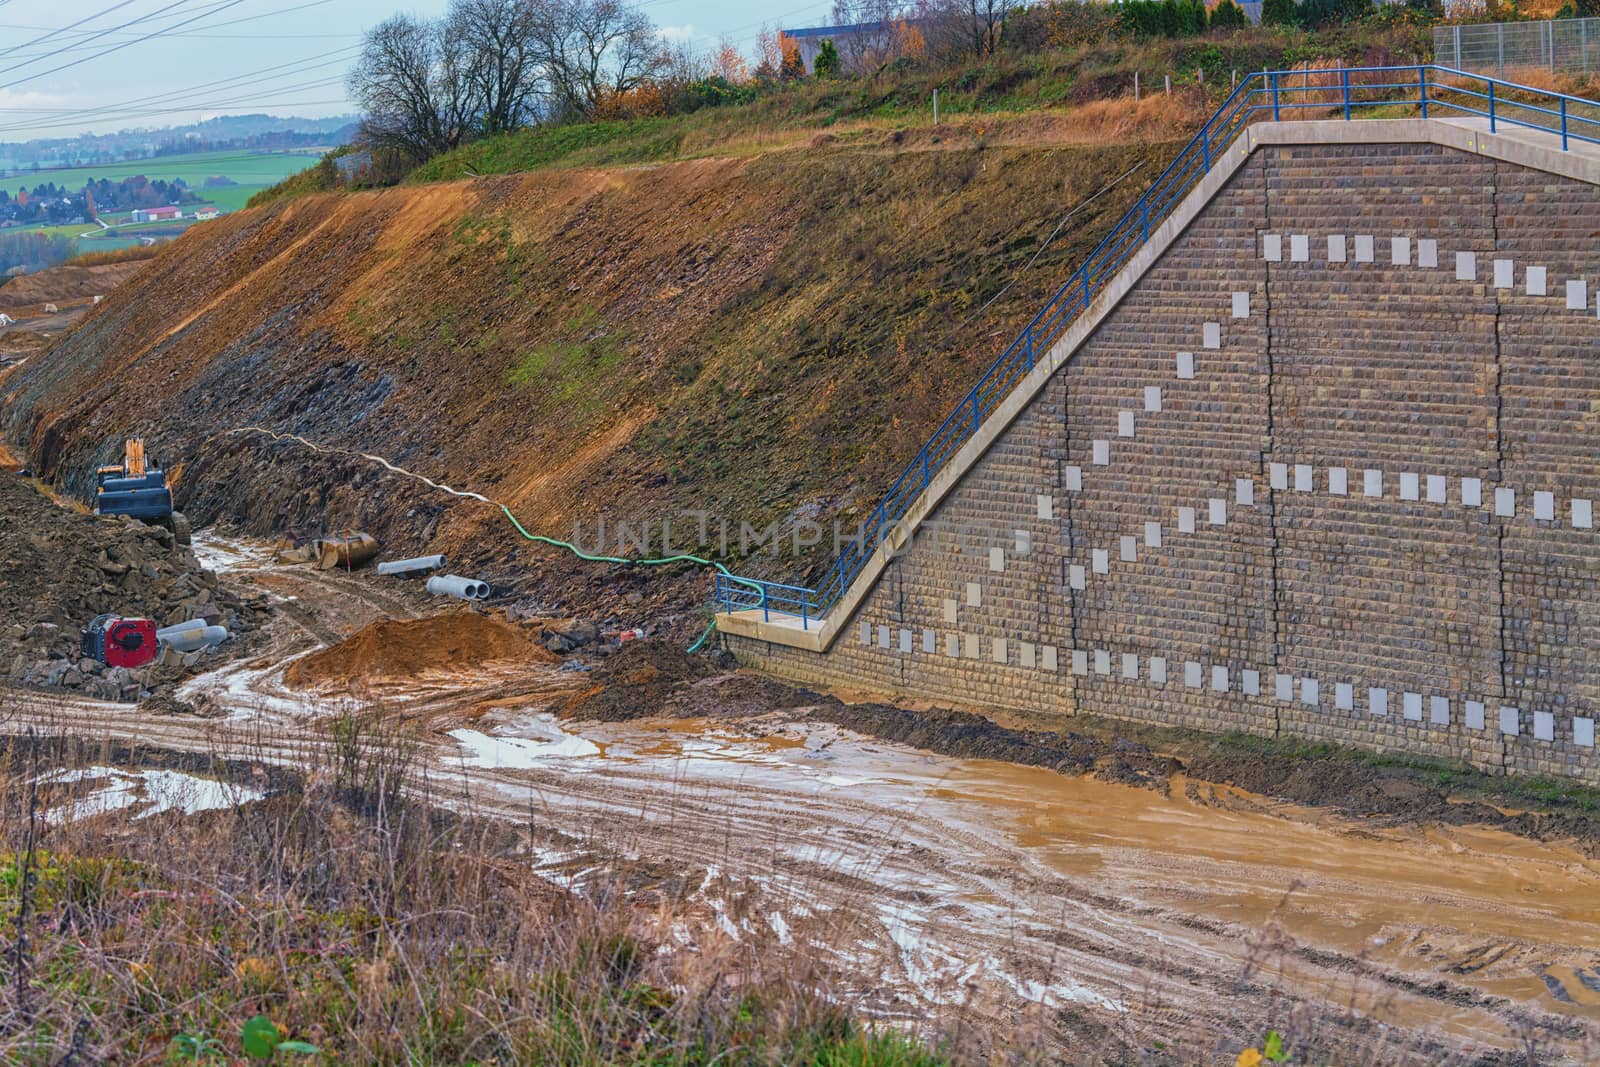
[782,20,913,39]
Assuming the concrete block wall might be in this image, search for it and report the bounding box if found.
[730,140,1600,785]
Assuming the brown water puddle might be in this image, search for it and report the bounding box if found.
[929,760,1600,1023]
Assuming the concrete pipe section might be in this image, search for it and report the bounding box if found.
[426,574,491,600]
[377,554,447,577]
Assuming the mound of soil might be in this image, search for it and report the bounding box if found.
[1186,748,1600,846]
[662,672,822,719]
[563,639,718,721]
[0,475,266,701]
[0,260,148,311]
[286,612,554,688]
[566,643,1174,785]
[810,702,1175,786]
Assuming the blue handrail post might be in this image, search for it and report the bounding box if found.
[761,583,770,623]
[1271,71,1280,121]
[801,594,809,630]
[1489,79,1496,132]
[921,447,929,486]
[970,391,982,434]
[1140,199,1149,242]
[1024,327,1035,371]
[1201,124,1211,169]
[1562,97,1569,149]
[1418,66,1428,119]
[1342,69,1351,121]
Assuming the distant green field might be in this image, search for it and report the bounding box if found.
[202,184,267,212]
[0,148,324,199]
[6,221,96,240]
[0,148,325,263]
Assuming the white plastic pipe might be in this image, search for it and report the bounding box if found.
[378,554,447,576]
[161,625,227,652]
[427,574,490,600]
[157,618,210,640]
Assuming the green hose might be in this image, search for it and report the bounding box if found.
[211,427,761,654]
[686,618,717,654]
[495,505,755,654]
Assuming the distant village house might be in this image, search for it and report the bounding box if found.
[129,206,181,222]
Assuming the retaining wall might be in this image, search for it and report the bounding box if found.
[727,137,1600,785]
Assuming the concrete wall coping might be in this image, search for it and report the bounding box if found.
[716,118,1600,652]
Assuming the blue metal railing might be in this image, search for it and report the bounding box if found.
[716,65,1600,627]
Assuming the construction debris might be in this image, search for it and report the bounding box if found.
[318,530,379,570]
[270,528,381,570]
[272,527,321,564]
[544,619,599,653]
[0,476,267,701]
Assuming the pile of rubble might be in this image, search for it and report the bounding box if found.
[0,476,269,701]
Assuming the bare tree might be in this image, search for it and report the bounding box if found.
[753,24,785,79]
[912,0,1014,59]
[827,0,925,71]
[711,36,750,84]
[531,0,666,119]
[348,14,474,161]
[448,0,546,134]
[349,0,667,162]
[961,0,1013,57]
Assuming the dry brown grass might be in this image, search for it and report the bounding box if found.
[65,245,161,269]
[0,716,954,1066]
[0,706,1589,1065]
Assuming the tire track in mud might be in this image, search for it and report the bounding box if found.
[6,539,1594,1063]
[443,747,1561,1058]
[6,686,1590,1061]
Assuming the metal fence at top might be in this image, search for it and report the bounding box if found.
[1436,18,1600,79]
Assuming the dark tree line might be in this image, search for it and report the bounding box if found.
[0,232,75,275]
[0,176,196,226]
[349,0,665,163]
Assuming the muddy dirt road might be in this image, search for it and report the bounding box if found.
[5,533,1599,1064]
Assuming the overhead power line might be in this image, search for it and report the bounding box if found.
[0,1,346,58]
[0,45,358,124]
[0,1,246,73]
[0,0,253,92]
[0,0,144,63]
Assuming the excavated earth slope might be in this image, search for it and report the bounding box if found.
[0,260,149,311]
[0,135,1171,623]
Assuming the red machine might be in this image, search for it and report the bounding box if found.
[81,615,159,670]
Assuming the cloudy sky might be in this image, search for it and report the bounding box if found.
[0,0,842,139]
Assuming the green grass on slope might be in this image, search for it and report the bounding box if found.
[405,22,1430,184]
[410,117,687,182]
[249,23,1431,205]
